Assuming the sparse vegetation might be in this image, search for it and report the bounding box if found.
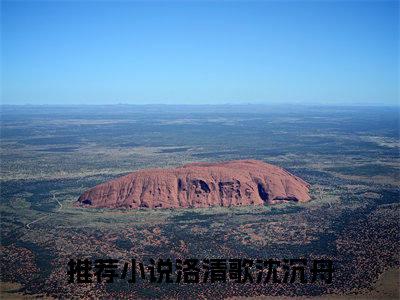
[0,105,399,298]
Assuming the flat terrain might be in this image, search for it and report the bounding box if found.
[0,105,399,299]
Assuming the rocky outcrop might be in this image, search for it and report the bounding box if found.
[77,160,311,209]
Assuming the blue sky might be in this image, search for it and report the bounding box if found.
[1,0,398,105]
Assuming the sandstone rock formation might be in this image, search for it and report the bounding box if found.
[77,160,311,209]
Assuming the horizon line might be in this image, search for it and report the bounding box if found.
[0,103,399,108]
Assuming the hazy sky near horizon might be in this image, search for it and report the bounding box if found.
[1,1,399,105]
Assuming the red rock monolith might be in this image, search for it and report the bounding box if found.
[77,160,311,209]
